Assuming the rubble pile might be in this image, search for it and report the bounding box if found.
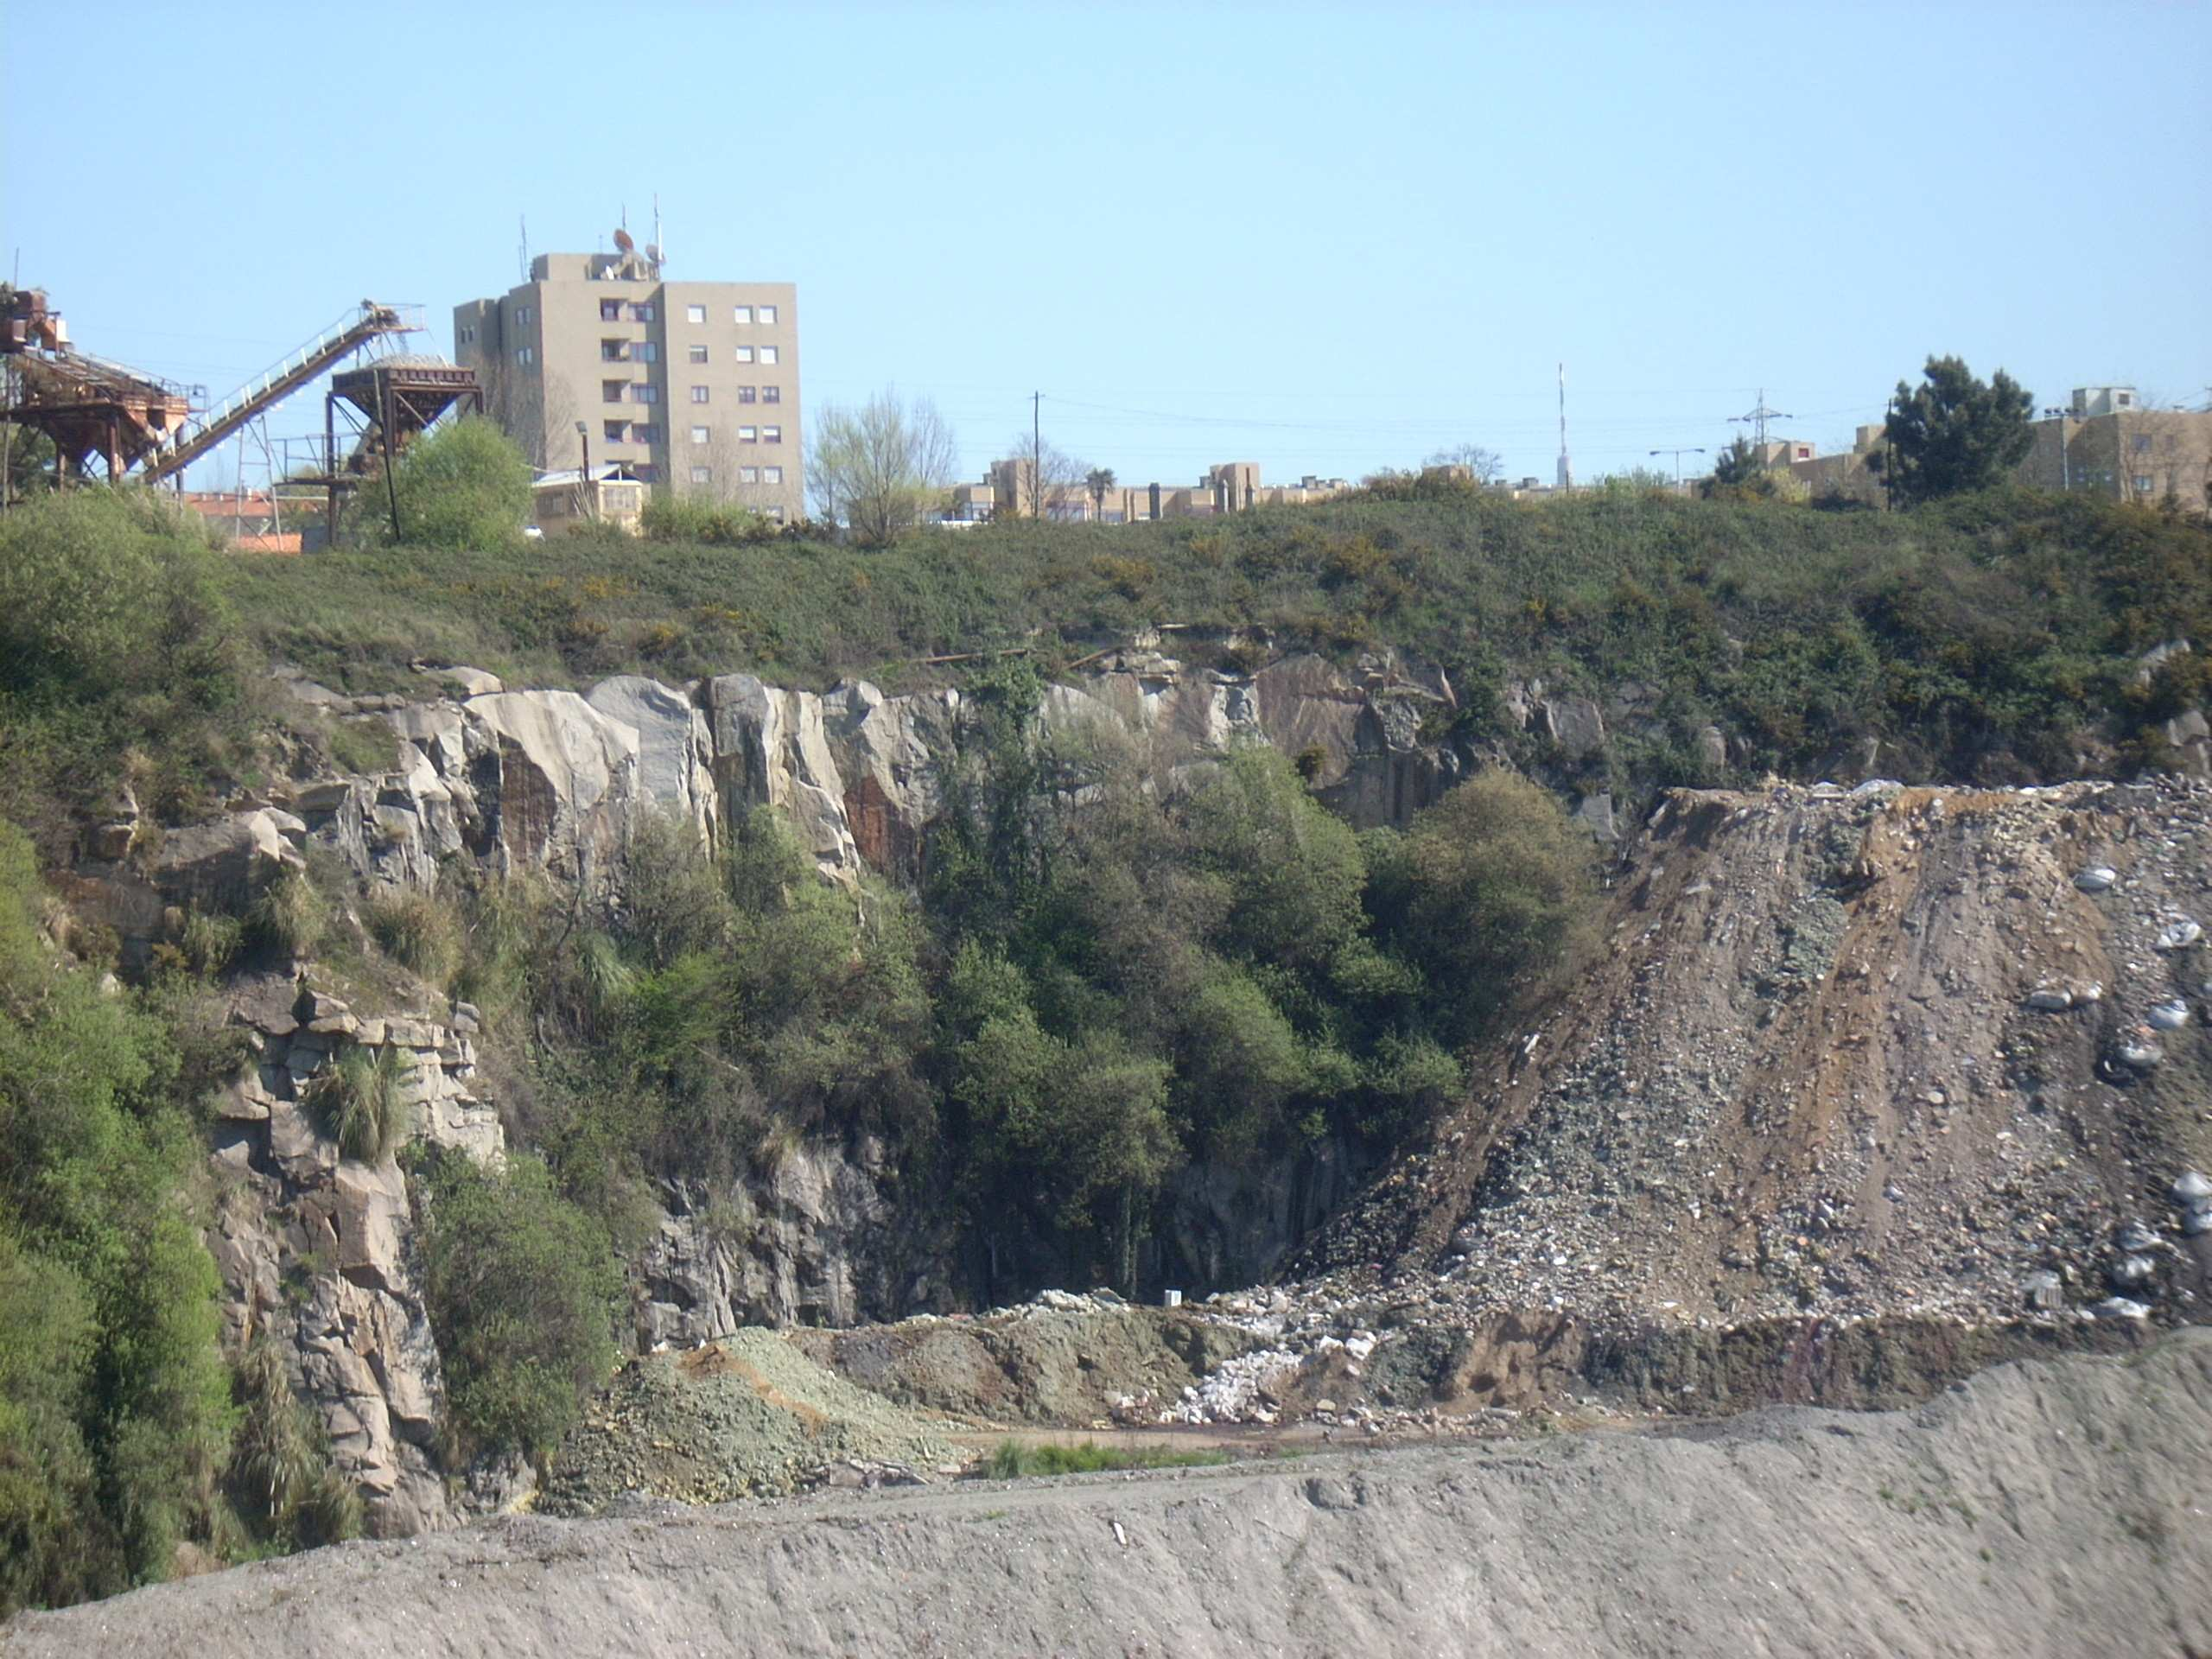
[1301,779,2212,1337]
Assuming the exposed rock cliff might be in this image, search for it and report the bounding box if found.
[205,975,501,1535]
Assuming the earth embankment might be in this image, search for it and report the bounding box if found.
[10,1332,2207,1659]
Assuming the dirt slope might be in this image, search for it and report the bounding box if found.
[10,1333,2206,1659]
[1305,779,2212,1332]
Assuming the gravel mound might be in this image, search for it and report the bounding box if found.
[538,1330,962,1514]
[11,1332,2208,1658]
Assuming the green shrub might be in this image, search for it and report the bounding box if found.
[412,1149,620,1463]
[983,1439,1229,1478]
[175,910,242,979]
[247,868,327,960]
[365,887,460,986]
[225,1338,359,1549]
[639,495,775,545]
[306,1045,414,1163]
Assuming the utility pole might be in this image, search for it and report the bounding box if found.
[1730,389,1794,453]
[1649,447,1705,490]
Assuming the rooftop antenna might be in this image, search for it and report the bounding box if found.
[518,214,529,283]
[1555,362,1573,492]
[1731,389,1794,449]
[647,194,664,276]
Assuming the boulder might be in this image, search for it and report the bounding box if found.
[147,810,303,914]
[1541,696,1607,758]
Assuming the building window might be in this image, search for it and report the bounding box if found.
[734,346,754,364]
[758,305,778,326]
[738,425,757,443]
[761,425,781,444]
[633,463,659,483]
[761,385,780,404]
[514,305,532,325]
[737,385,757,404]
[763,466,784,485]
[458,324,475,345]
[629,385,659,404]
[631,423,663,445]
[688,344,709,365]
[602,379,626,403]
[628,302,656,323]
[603,420,626,442]
[2134,474,2154,493]
[732,305,753,325]
[600,299,622,322]
[759,345,779,365]
[515,346,535,365]
[601,339,628,361]
[690,385,710,404]
[2133,434,2153,454]
[740,467,760,484]
[2116,392,2133,407]
[634,341,659,363]
[686,304,707,324]
[691,466,712,485]
[690,425,710,445]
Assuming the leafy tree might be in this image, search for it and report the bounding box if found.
[805,391,959,545]
[1366,771,1598,1045]
[1869,355,2035,506]
[1421,442,1503,483]
[1707,435,1766,493]
[388,416,533,551]
[0,822,232,1611]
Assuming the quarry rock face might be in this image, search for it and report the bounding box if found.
[251,649,1481,905]
[206,976,503,1537]
[634,1139,951,1350]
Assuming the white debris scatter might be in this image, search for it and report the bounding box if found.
[1166,1349,1303,1425]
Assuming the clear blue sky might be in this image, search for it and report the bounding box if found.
[5,1,2207,490]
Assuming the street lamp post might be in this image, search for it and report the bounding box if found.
[575,420,593,522]
[1649,447,1706,491]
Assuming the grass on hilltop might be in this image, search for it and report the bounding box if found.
[214,478,2212,789]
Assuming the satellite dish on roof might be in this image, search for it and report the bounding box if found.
[645,244,663,269]
[613,226,635,254]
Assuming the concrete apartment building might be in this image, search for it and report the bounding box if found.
[454,249,801,524]
[949,461,1349,524]
[1777,388,2212,512]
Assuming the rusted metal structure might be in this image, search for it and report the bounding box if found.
[2,287,193,480]
[1,287,417,487]
[305,354,485,541]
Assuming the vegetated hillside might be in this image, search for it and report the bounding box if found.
[1,480,2208,1615]
[219,477,2212,791]
[9,1333,2209,1659]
